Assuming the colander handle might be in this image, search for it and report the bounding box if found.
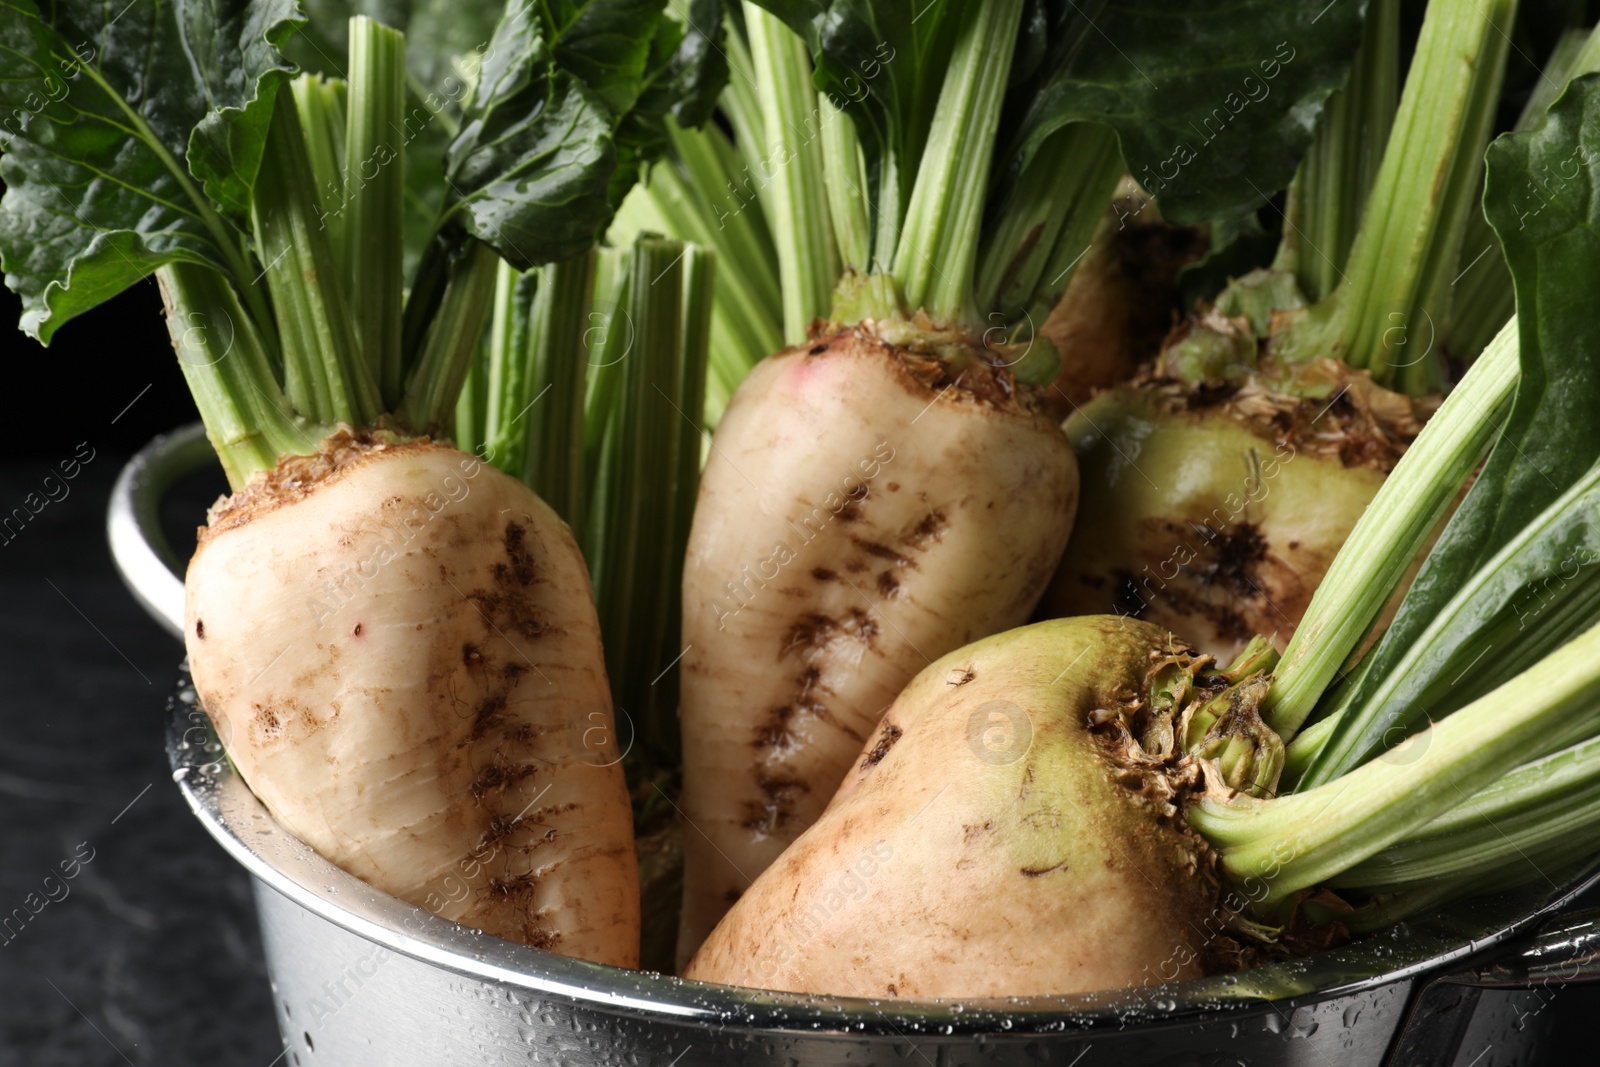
[1455,906,1600,989]
[1386,906,1600,1065]
[107,423,214,639]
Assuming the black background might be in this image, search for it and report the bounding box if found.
[4,277,199,459]
[0,278,282,1065]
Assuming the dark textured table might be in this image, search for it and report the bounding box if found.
[0,455,283,1066]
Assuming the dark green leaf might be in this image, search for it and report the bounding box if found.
[1007,0,1366,226]
[440,3,617,268]
[1299,72,1600,786]
[661,0,728,129]
[410,1,696,268]
[614,0,728,202]
[548,0,664,117]
[0,0,299,342]
[186,1,304,217]
[402,0,691,367]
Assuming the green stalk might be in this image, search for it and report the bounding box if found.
[1281,650,1382,785]
[871,149,904,273]
[1331,733,1600,891]
[588,238,685,601]
[819,93,872,273]
[1442,240,1507,368]
[1190,618,1600,905]
[1386,0,1513,397]
[1299,453,1600,788]
[479,259,530,473]
[743,3,838,342]
[720,17,774,228]
[155,264,326,487]
[675,249,715,554]
[975,122,1123,325]
[1273,0,1516,392]
[1340,853,1598,934]
[1282,713,1340,783]
[669,119,783,328]
[579,238,710,764]
[1447,29,1600,364]
[1289,0,1400,303]
[1440,563,1600,708]
[891,0,1025,327]
[609,116,783,417]
[582,246,630,481]
[344,16,407,408]
[615,161,761,422]
[396,239,499,435]
[585,238,691,763]
[1264,318,1519,738]
[519,252,595,529]
[251,88,380,427]
[291,75,348,284]
[453,341,488,457]
[400,235,451,376]
[646,244,716,757]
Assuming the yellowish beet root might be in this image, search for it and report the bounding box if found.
[1045,384,1395,660]
[685,616,1221,998]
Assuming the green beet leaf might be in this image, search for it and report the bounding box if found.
[655,0,728,131]
[185,0,306,218]
[436,0,724,269]
[613,0,727,201]
[438,6,618,267]
[1004,0,1366,226]
[549,0,666,117]
[0,0,300,343]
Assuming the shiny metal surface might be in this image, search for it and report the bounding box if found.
[121,428,1600,1065]
[106,422,211,637]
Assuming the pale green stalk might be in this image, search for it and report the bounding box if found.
[743,3,837,342]
[250,88,380,427]
[891,0,1025,325]
[344,17,407,407]
[1265,319,1520,738]
[155,264,325,487]
[1274,0,1517,392]
[1194,618,1600,904]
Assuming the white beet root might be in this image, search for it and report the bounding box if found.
[185,433,639,966]
[676,327,1079,965]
